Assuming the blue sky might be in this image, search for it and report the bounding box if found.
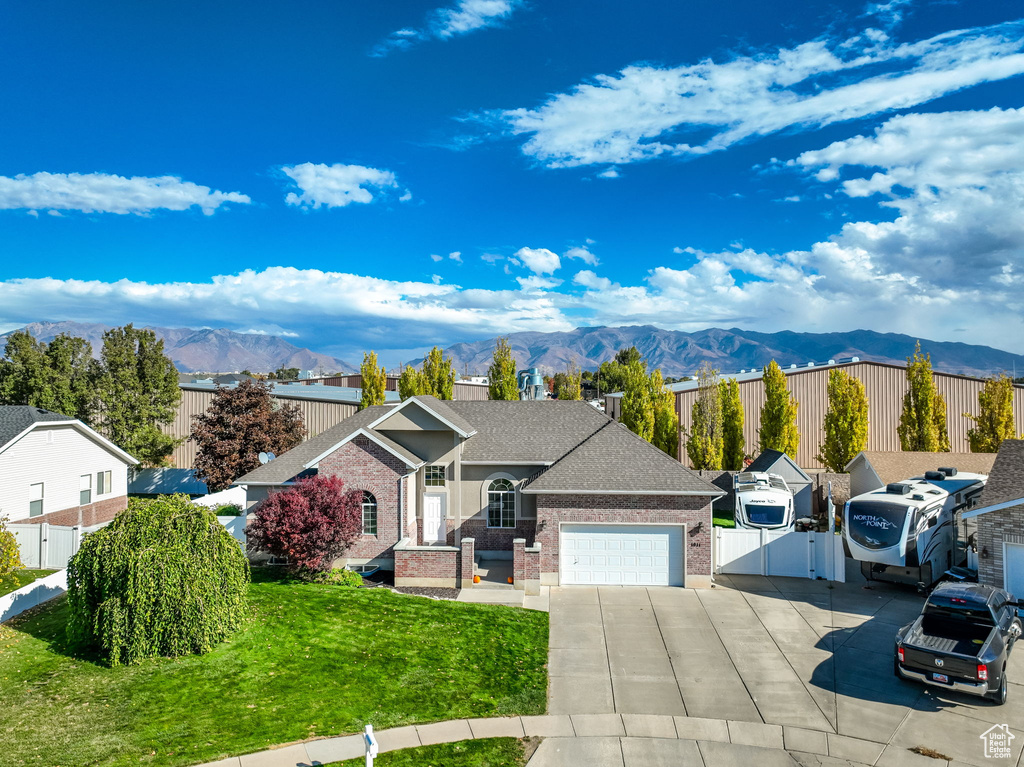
[0,0,1022,366]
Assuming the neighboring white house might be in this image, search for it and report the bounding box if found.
[0,406,138,527]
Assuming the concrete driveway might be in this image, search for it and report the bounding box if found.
[545,574,1024,766]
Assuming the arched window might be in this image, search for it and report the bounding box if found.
[362,492,377,535]
[487,478,515,528]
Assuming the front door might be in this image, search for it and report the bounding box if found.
[423,494,446,544]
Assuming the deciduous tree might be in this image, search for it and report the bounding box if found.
[421,346,456,400]
[191,379,305,491]
[758,360,799,459]
[359,351,387,409]
[557,359,583,401]
[721,378,745,470]
[247,474,363,574]
[651,369,679,457]
[687,363,723,469]
[95,325,181,466]
[965,374,1017,452]
[898,342,949,452]
[0,331,98,422]
[0,330,50,408]
[487,337,519,401]
[398,363,426,400]
[66,495,249,666]
[620,360,654,442]
[817,369,869,472]
[0,517,22,591]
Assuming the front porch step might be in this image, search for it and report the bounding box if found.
[456,589,525,607]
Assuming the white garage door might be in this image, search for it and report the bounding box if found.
[1005,543,1024,599]
[560,524,684,586]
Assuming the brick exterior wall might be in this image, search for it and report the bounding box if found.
[23,494,127,527]
[513,538,525,582]
[460,537,475,586]
[457,519,537,550]
[535,493,713,579]
[977,503,1024,588]
[394,546,459,585]
[318,436,407,562]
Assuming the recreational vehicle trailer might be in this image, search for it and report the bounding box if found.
[734,471,796,530]
[843,467,986,589]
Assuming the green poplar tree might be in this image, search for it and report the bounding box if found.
[897,341,948,452]
[557,359,583,401]
[650,369,679,457]
[620,360,654,442]
[758,360,799,459]
[816,369,869,472]
[359,351,387,409]
[965,374,1017,452]
[686,363,723,469]
[487,337,519,400]
[720,378,745,470]
[96,324,181,466]
[398,364,426,400]
[421,346,455,400]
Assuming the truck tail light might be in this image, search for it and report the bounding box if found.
[897,646,905,663]
[978,664,988,680]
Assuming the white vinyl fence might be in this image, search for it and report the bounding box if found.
[714,527,846,581]
[0,571,68,623]
[7,523,103,570]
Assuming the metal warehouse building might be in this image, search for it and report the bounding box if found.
[606,359,1024,470]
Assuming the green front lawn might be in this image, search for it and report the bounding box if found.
[713,507,735,528]
[336,738,526,767]
[0,568,548,767]
[0,569,57,598]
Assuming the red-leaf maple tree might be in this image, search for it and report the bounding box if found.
[190,379,305,491]
[247,474,363,573]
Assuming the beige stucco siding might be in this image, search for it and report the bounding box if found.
[459,464,539,521]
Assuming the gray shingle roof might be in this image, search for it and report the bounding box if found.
[522,421,723,495]
[979,440,1024,507]
[0,406,75,448]
[399,395,477,436]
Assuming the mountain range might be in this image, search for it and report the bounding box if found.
[0,321,354,374]
[437,326,1024,378]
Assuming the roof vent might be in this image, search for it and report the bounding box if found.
[886,483,913,495]
[851,356,860,362]
[740,369,746,373]
[938,467,958,477]
[924,471,946,481]
[828,359,836,365]
[807,362,815,367]
[790,364,797,369]
[912,494,926,501]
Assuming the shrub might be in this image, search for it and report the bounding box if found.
[214,503,243,517]
[0,516,22,590]
[66,494,249,666]
[247,474,362,575]
[313,568,364,587]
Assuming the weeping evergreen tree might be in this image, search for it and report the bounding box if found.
[66,495,249,666]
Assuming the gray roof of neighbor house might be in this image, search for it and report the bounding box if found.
[846,450,996,487]
[235,396,720,497]
[747,449,812,481]
[522,420,723,495]
[0,406,75,449]
[979,440,1024,507]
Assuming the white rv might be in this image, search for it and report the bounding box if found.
[843,467,986,588]
[734,472,795,530]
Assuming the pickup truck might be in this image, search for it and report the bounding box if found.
[895,582,1022,705]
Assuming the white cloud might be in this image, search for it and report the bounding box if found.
[672,246,684,254]
[565,245,599,266]
[597,167,620,179]
[516,275,564,291]
[480,252,503,264]
[373,0,522,56]
[494,21,1024,167]
[430,254,444,262]
[573,270,613,291]
[449,251,463,263]
[514,246,561,275]
[0,172,251,215]
[281,163,405,209]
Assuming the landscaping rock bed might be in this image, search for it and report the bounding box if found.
[361,569,460,601]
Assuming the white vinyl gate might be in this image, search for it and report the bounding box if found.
[8,522,106,570]
[714,528,846,582]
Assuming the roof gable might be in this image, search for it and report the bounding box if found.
[979,440,1024,508]
[747,449,811,481]
[369,395,475,437]
[0,406,137,464]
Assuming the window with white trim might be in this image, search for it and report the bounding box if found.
[80,474,92,505]
[97,470,112,496]
[29,483,44,517]
[362,492,378,535]
[487,478,515,528]
[425,465,446,487]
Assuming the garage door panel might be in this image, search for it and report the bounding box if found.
[1006,543,1024,599]
[560,524,684,587]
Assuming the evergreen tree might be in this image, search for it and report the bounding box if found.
[557,359,583,400]
[487,337,519,400]
[96,324,181,467]
[421,346,455,400]
[651,369,679,457]
[620,360,654,442]
[398,364,426,400]
[965,374,1018,452]
[816,369,869,472]
[191,379,305,491]
[0,330,49,407]
[42,334,97,422]
[615,346,642,366]
[359,351,387,409]
[686,363,723,469]
[758,360,799,459]
[720,378,745,470]
[897,341,948,452]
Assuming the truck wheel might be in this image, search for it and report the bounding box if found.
[988,671,1008,705]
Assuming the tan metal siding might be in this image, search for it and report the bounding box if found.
[453,382,490,401]
[676,361,1024,470]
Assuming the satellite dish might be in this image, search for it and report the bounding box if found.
[267,452,276,461]
[258,452,269,464]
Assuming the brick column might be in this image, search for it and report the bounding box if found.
[513,538,526,591]
[460,537,476,589]
[523,542,541,596]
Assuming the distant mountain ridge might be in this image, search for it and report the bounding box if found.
[0,321,354,374]
[434,326,1024,379]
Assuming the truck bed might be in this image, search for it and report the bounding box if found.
[904,622,990,657]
